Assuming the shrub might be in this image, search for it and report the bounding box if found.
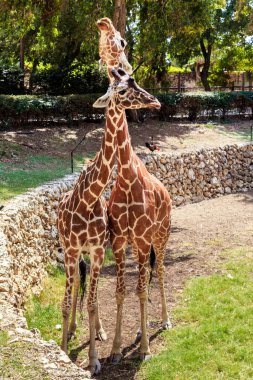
[30,64,109,95]
[0,67,24,94]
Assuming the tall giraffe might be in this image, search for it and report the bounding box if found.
[97,17,132,82]
[94,69,172,362]
[57,111,118,374]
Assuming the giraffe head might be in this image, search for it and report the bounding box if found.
[97,17,132,75]
[93,68,161,110]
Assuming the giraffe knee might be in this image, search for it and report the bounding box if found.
[115,292,125,305]
[62,300,71,317]
[136,290,148,303]
[87,301,97,314]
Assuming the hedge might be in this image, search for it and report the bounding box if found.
[0,91,252,128]
[0,94,104,127]
[157,92,253,121]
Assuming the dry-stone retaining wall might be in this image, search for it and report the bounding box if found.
[0,174,78,310]
[142,143,253,206]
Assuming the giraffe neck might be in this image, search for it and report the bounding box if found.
[76,108,117,209]
[113,106,135,179]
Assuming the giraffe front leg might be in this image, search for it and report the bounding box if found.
[68,261,79,341]
[95,303,107,342]
[153,243,172,330]
[85,247,104,376]
[136,248,152,361]
[61,250,79,354]
[110,238,127,364]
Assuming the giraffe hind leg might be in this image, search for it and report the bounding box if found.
[61,249,79,353]
[84,246,105,375]
[153,243,172,330]
[135,245,152,361]
[68,260,80,341]
[110,237,127,364]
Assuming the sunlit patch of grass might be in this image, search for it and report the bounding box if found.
[0,330,8,346]
[218,127,252,141]
[25,265,66,345]
[0,153,83,203]
[205,238,224,247]
[141,247,253,380]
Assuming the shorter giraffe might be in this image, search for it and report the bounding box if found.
[97,17,132,82]
[94,68,172,362]
[57,108,118,374]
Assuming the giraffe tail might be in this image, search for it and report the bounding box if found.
[149,245,156,285]
[79,258,87,314]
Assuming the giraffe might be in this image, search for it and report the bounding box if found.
[93,68,172,363]
[97,17,132,82]
[57,110,119,374]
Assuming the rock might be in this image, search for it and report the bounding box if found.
[188,168,196,180]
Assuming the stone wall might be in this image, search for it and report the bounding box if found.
[0,143,252,312]
[0,174,77,310]
[142,143,253,206]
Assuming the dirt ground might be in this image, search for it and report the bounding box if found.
[1,119,252,161]
[1,119,252,379]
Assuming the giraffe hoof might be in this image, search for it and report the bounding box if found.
[162,320,172,330]
[110,353,122,364]
[140,353,152,362]
[89,359,101,375]
[134,329,142,344]
[97,328,107,342]
[67,331,76,342]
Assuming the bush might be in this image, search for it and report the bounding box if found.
[30,64,109,95]
[0,67,24,94]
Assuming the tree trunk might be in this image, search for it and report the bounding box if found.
[199,31,212,92]
[113,0,126,37]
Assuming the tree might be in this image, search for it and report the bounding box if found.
[167,0,253,90]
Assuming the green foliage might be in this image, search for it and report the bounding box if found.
[0,94,103,128]
[141,247,253,380]
[158,91,253,120]
[0,91,252,127]
[31,64,109,95]
[0,67,24,94]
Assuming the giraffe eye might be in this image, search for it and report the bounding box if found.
[118,89,127,95]
[120,39,125,48]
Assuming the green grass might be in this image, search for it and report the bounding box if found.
[0,141,83,203]
[141,247,253,380]
[25,265,66,345]
[0,330,8,346]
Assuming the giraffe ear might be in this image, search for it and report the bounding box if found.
[93,93,111,108]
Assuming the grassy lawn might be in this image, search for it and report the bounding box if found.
[0,141,83,203]
[141,247,253,380]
